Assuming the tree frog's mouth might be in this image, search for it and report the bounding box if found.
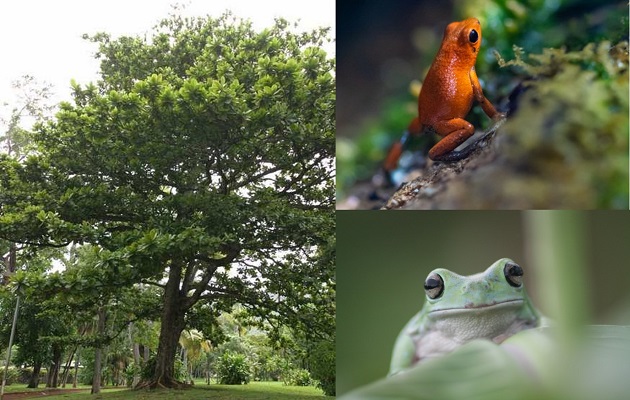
[428,298,524,314]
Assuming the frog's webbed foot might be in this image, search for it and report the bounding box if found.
[432,117,506,163]
[432,131,492,162]
[431,144,478,162]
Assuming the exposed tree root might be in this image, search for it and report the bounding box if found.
[134,376,191,390]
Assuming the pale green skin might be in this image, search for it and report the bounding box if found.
[389,258,541,376]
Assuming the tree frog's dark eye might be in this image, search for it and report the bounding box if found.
[504,262,523,287]
[424,273,444,299]
[469,29,479,43]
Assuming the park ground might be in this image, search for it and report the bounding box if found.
[1,380,333,399]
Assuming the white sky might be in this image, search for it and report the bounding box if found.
[0,0,335,116]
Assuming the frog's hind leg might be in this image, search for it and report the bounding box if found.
[428,118,475,162]
[382,117,422,172]
[383,130,411,172]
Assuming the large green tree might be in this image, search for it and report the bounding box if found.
[0,12,334,388]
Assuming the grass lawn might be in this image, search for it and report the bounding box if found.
[0,384,118,394]
[27,381,332,399]
[0,383,98,393]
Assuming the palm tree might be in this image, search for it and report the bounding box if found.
[179,329,212,383]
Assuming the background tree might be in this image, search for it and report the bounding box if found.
[0,75,54,160]
[0,247,66,388]
[0,11,335,389]
[1,75,54,314]
[2,245,162,392]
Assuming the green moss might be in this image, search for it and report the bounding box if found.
[457,0,628,74]
[495,41,628,208]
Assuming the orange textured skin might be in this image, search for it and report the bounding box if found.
[384,18,504,168]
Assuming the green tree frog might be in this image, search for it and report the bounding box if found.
[389,258,542,375]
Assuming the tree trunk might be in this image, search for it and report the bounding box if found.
[128,323,141,387]
[92,347,102,394]
[27,361,41,388]
[140,263,186,389]
[143,345,150,363]
[132,342,140,365]
[91,306,106,394]
[131,342,141,387]
[206,354,215,385]
[46,345,62,388]
[73,350,80,388]
[182,349,188,384]
[133,342,141,364]
[61,346,76,387]
[8,243,16,273]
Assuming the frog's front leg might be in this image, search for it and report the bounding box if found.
[428,118,475,162]
[470,67,506,120]
[388,328,418,376]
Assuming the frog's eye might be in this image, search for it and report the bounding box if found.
[424,273,444,299]
[504,262,523,287]
[468,29,479,44]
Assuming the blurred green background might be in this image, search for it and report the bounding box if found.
[336,211,630,396]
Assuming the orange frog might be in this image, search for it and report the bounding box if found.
[384,18,505,170]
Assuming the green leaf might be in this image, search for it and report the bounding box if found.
[341,326,630,400]
[341,340,530,400]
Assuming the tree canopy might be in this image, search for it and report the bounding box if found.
[0,11,335,388]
